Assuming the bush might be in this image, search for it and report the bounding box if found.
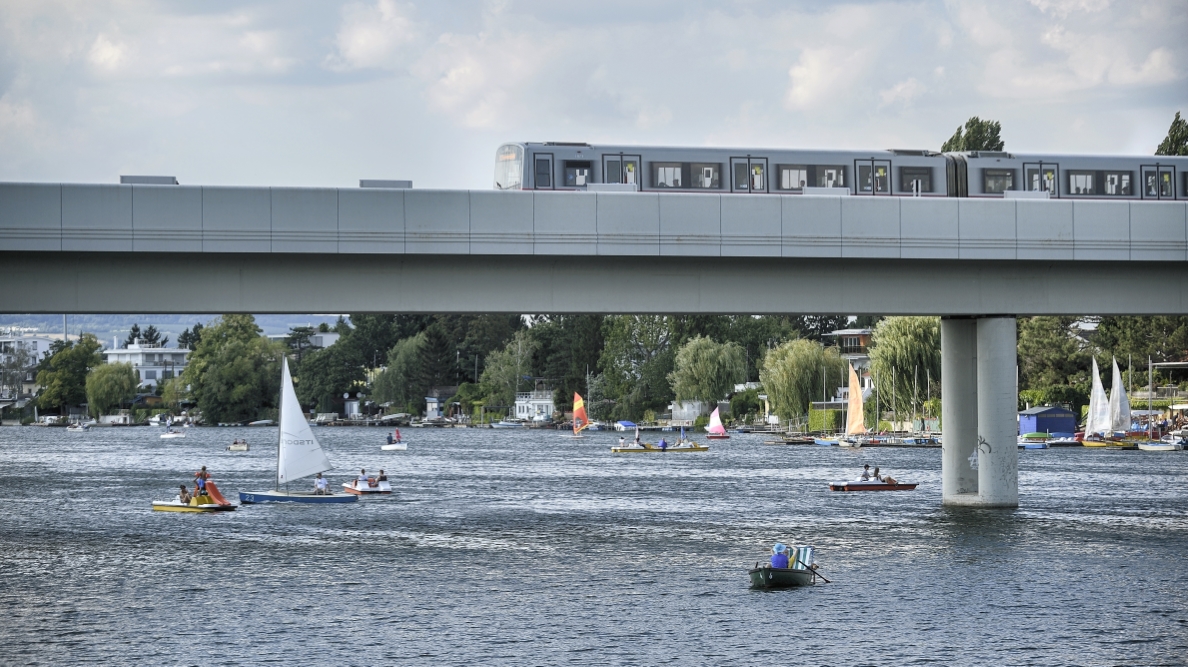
[809,409,841,432]
[693,414,709,431]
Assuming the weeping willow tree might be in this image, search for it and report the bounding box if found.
[868,316,941,422]
[759,339,848,424]
[668,336,747,405]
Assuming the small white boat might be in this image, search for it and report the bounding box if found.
[159,429,186,439]
[343,478,392,495]
[228,441,249,451]
[1137,439,1184,452]
[381,443,407,451]
[491,419,525,429]
[66,423,90,432]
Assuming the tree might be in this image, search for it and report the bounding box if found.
[373,333,428,411]
[160,376,188,412]
[124,324,142,347]
[181,315,285,423]
[1094,316,1188,379]
[1017,317,1090,390]
[868,317,941,416]
[941,116,1005,152]
[177,323,204,350]
[85,362,138,418]
[141,324,168,347]
[480,330,538,408]
[294,342,366,414]
[36,333,103,413]
[759,339,847,422]
[798,316,847,342]
[1156,111,1188,156]
[530,314,605,410]
[599,315,676,419]
[286,326,316,364]
[668,336,747,405]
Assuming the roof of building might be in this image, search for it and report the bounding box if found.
[824,328,873,336]
[1019,405,1075,415]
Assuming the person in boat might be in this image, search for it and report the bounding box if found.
[193,466,210,496]
[377,470,387,482]
[658,437,667,451]
[872,466,882,482]
[770,543,790,569]
[618,436,626,448]
[313,473,329,495]
[178,484,192,505]
[355,468,371,489]
[394,429,401,443]
[860,464,872,481]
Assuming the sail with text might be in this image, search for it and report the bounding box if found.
[573,392,590,435]
[277,357,332,486]
[845,364,867,435]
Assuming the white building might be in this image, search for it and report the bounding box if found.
[102,339,189,388]
[515,389,555,422]
[0,334,56,399]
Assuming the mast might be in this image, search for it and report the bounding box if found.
[276,361,283,492]
[1148,356,1153,440]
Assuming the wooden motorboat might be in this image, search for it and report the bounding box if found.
[829,479,918,492]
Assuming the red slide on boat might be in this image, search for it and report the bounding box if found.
[205,481,234,506]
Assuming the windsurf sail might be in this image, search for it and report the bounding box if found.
[845,364,867,435]
[573,392,589,435]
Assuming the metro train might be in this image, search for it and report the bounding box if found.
[494,142,1188,200]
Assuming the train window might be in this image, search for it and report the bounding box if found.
[899,167,932,193]
[535,157,552,188]
[690,163,721,189]
[815,166,846,188]
[1144,170,1173,197]
[1103,172,1131,196]
[652,162,683,188]
[983,169,1014,194]
[778,166,808,190]
[603,156,641,185]
[494,144,524,190]
[606,160,621,184]
[858,163,889,193]
[1068,171,1095,195]
[564,161,592,187]
[734,162,767,190]
[1026,166,1057,195]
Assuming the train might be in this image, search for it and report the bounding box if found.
[494,142,1187,200]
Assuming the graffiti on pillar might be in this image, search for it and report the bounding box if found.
[969,435,991,470]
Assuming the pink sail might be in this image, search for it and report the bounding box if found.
[706,407,727,435]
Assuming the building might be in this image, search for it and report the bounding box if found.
[102,339,189,388]
[1018,406,1077,435]
[0,334,56,400]
[515,380,555,422]
[265,332,341,349]
[823,328,874,390]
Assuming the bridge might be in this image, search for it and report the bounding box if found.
[3,180,1187,508]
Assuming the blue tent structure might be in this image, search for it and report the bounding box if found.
[1019,406,1077,435]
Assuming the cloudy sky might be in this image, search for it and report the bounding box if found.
[1,0,1185,189]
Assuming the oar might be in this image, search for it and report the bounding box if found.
[795,558,831,583]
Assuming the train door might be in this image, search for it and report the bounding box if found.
[603,154,641,188]
[533,153,554,190]
[1023,162,1058,196]
[855,159,891,195]
[1140,164,1176,199]
[730,157,768,193]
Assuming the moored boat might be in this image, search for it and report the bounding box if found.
[1137,440,1184,451]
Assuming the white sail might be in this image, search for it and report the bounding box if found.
[1108,357,1131,433]
[277,357,332,484]
[1086,358,1111,435]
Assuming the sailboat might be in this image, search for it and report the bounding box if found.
[1108,357,1132,434]
[705,407,729,439]
[840,365,867,447]
[239,358,357,504]
[565,392,590,439]
[1083,358,1114,446]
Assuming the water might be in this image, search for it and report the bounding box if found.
[1,426,1186,666]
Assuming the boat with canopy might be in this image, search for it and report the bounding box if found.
[239,358,357,504]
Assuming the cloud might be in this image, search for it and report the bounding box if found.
[879,78,927,108]
[88,34,127,72]
[325,0,421,71]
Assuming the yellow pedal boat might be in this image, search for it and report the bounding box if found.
[611,441,709,453]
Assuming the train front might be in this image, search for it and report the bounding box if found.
[493,143,525,190]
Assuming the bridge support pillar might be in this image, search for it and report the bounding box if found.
[942,316,1018,508]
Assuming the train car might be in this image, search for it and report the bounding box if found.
[494,142,1188,201]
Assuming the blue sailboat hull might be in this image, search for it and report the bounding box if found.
[239,490,358,504]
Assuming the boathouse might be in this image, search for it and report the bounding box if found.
[1018,405,1077,435]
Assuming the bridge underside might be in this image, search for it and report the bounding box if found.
[1,252,1184,315]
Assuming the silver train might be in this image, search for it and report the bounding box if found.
[494,142,1187,200]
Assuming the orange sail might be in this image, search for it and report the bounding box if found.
[573,392,590,435]
[845,364,867,435]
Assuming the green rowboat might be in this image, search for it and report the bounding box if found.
[748,565,816,589]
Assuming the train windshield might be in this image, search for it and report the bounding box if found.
[494,144,524,190]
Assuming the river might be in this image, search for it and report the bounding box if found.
[1,425,1185,665]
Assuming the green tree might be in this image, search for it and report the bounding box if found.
[868,317,940,416]
[181,315,285,423]
[1017,316,1090,389]
[759,339,847,422]
[286,326,316,363]
[124,323,142,347]
[177,323,204,350]
[141,324,168,347]
[1095,316,1188,366]
[294,342,366,414]
[36,333,103,414]
[599,315,676,419]
[480,329,538,408]
[941,116,1005,152]
[668,336,747,405]
[85,362,138,418]
[1156,111,1188,156]
[160,375,188,412]
[530,314,605,410]
[373,333,428,411]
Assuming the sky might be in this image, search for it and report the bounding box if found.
[1,0,1185,190]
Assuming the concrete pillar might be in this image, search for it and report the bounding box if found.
[941,318,979,503]
[975,317,1019,507]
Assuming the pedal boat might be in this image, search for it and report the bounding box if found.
[610,441,708,453]
[152,493,236,513]
[829,478,918,492]
[343,478,392,495]
[159,429,186,439]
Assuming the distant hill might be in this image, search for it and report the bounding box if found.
[0,314,343,348]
